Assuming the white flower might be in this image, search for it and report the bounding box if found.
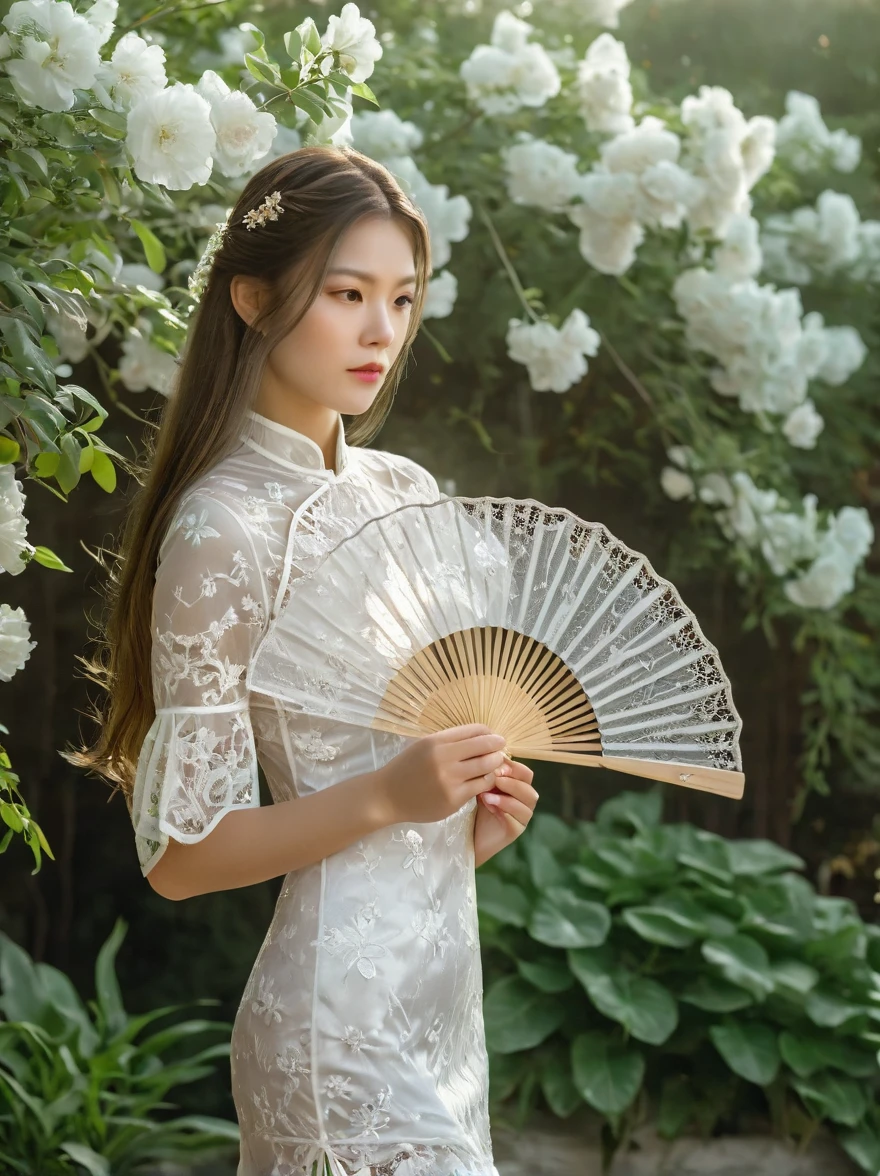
[321,1,383,84]
[568,171,644,275]
[195,70,277,178]
[501,135,583,212]
[680,86,776,237]
[784,553,854,611]
[814,325,867,387]
[0,604,36,681]
[761,190,861,285]
[81,0,116,47]
[126,82,216,189]
[349,108,423,160]
[92,31,166,111]
[385,156,471,270]
[118,327,178,395]
[782,400,824,449]
[828,506,874,564]
[760,494,819,575]
[575,33,633,134]
[422,270,457,320]
[581,0,636,27]
[775,91,861,175]
[713,214,763,280]
[667,445,694,469]
[45,306,89,364]
[660,467,694,501]
[459,10,561,117]
[0,466,33,575]
[697,472,734,507]
[1,0,102,111]
[506,308,600,394]
[851,221,880,284]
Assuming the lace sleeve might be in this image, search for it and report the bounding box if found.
[130,493,268,877]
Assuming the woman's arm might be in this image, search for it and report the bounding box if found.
[147,768,391,900]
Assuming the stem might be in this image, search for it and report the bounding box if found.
[597,330,655,410]
[476,202,540,325]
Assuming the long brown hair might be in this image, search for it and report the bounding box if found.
[63,144,432,803]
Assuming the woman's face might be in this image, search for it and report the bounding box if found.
[246,213,418,423]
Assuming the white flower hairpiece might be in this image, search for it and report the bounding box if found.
[187,190,286,306]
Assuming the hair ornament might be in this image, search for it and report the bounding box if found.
[186,190,286,307]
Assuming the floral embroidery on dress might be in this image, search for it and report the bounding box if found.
[348,1085,393,1136]
[392,829,427,877]
[412,901,454,959]
[175,507,222,546]
[251,974,286,1026]
[276,1042,311,1090]
[315,898,387,980]
[290,728,341,761]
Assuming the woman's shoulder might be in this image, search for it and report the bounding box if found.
[359,445,441,499]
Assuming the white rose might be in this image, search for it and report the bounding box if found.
[0,604,36,681]
[660,467,695,501]
[126,82,216,190]
[321,1,383,84]
[0,466,33,575]
[2,0,102,111]
[782,400,824,449]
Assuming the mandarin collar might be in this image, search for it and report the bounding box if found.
[239,409,349,477]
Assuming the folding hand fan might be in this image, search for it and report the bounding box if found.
[246,497,745,799]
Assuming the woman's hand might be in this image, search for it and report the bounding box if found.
[473,754,538,869]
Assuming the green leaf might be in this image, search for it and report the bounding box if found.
[540,1055,582,1118]
[587,969,679,1046]
[475,874,530,928]
[622,907,698,948]
[483,976,565,1054]
[90,449,116,493]
[129,219,166,274]
[528,888,610,949]
[680,974,754,1012]
[0,436,20,464]
[792,1071,869,1126]
[245,53,280,87]
[805,986,868,1029]
[725,839,805,876]
[522,838,566,889]
[517,954,574,994]
[94,917,127,1036]
[779,1030,878,1079]
[571,1031,644,1114]
[348,79,378,105]
[770,958,819,995]
[839,1122,880,1174]
[702,934,775,999]
[31,546,73,573]
[283,29,302,59]
[59,1143,111,1175]
[657,1074,694,1139]
[740,874,815,941]
[595,788,662,834]
[709,1020,780,1085]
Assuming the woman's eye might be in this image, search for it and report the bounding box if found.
[336,289,414,308]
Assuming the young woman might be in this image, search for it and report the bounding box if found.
[70,145,538,1176]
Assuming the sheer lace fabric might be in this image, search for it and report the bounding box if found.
[131,411,499,1176]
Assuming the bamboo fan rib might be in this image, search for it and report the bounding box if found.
[246,496,745,800]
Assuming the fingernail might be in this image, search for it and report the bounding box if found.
[483,792,500,805]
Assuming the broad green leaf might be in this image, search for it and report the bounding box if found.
[540,1052,582,1118]
[680,975,753,1012]
[805,986,868,1029]
[529,887,610,949]
[587,970,679,1046]
[622,907,698,948]
[516,954,573,994]
[678,833,733,884]
[0,436,19,464]
[657,1074,694,1139]
[483,976,565,1054]
[709,1020,780,1085]
[779,1030,878,1079]
[522,838,566,889]
[792,1071,869,1126]
[770,958,819,995]
[740,874,815,940]
[596,788,662,834]
[475,874,530,928]
[725,839,805,876]
[702,934,775,999]
[571,1031,644,1114]
[839,1122,880,1174]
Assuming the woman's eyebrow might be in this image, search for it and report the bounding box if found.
[327,267,417,287]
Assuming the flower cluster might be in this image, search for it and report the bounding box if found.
[774,91,862,175]
[762,189,880,287]
[660,453,874,611]
[671,213,867,443]
[458,10,561,116]
[505,310,601,394]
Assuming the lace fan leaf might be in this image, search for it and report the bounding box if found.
[246,497,745,799]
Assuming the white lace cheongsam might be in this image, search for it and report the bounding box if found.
[131,410,500,1176]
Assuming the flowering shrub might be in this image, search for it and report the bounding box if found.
[0,0,876,860]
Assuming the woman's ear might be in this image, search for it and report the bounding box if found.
[230,274,268,329]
